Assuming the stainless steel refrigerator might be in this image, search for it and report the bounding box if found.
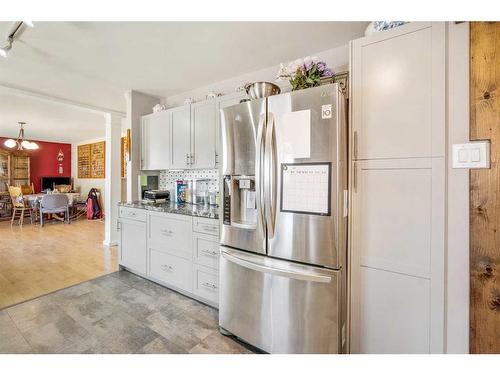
[219,83,348,354]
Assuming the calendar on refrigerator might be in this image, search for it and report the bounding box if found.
[280,162,331,216]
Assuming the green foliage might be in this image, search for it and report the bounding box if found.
[289,63,322,91]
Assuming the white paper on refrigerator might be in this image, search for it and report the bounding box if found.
[276,110,311,159]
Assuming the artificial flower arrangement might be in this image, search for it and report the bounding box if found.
[276,56,334,91]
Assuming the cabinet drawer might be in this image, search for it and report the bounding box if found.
[149,249,192,292]
[193,217,219,236]
[193,232,219,269]
[119,207,146,222]
[192,264,219,305]
[149,213,192,259]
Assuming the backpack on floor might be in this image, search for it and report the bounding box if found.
[86,188,103,220]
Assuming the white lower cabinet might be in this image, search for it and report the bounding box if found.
[118,212,147,275]
[149,213,192,260]
[193,232,219,269]
[149,248,193,292]
[118,207,220,307]
[192,264,219,305]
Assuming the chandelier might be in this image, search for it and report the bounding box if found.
[4,122,39,150]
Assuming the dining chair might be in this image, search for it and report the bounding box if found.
[20,183,35,195]
[39,194,70,227]
[53,184,72,193]
[8,185,34,227]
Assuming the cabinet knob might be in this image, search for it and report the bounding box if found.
[201,282,217,290]
[160,229,174,236]
[202,225,216,232]
[201,249,218,257]
[161,264,173,272]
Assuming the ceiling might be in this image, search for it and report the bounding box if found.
[0,22,368,113]
[0,89,105,143]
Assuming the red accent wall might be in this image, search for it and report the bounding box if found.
[0,137,72,193]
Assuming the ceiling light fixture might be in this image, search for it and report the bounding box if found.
[0,21,34,58]
[4,122,39,151]
[0,37,13,58]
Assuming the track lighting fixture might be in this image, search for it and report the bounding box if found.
[0,21,34,58]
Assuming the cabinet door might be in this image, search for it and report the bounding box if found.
[216,92,249,169]
[191,100,217,169]
[141,112,170,171]
[140,115,151,170]
[170,105,192,169]
[351,22,445,160]
[118,218,147,274]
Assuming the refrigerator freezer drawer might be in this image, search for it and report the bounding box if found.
[219,247,344,353]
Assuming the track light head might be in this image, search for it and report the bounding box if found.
[0,37,12,58]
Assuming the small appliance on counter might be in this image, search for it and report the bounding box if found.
[139,174,159,200]
[143,189,170,203]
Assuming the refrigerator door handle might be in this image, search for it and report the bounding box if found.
[264,112,277,239]
[221,250,332,283]
[255,113,266,235]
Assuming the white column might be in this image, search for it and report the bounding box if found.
[103,113,122,247]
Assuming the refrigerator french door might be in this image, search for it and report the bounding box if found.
[219,84,347,354]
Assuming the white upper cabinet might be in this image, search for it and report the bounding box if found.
[351,22,445,160]
[170,105,192,169]
[140,93,248,171]
[141,111,170,171]
[191,99,217,169]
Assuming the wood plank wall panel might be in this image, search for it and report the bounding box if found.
[470,21,500,354]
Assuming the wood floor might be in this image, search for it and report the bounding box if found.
[0,219,118,309]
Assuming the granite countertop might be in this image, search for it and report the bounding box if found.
[118,200,219,220]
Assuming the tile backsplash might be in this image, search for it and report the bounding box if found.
[159,169,220,191]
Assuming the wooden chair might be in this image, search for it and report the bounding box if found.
[19,183,35,195]
[54,184,72,193]
[8,186,34,227]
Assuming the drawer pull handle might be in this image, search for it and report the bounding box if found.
[129,212,136,216]
[201,282,217,290]
[161,229,174,236]
[202,225,216,232]
[201,249,218,257]
[161,264,173,272]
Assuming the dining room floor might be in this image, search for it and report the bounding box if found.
[0,270,252,354]
[0,218,117,309]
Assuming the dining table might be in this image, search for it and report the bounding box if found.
[23,192,82,207]
[22,192,83,223]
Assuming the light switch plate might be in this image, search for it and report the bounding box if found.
[452,141,490,169]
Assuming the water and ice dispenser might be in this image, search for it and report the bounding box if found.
[223,175,257,229]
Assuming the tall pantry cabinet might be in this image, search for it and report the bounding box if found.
[349,22,446,353]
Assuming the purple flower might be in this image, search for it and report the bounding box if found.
[317,62,327,72]
[304,62,313,72]
[321,68,334,77]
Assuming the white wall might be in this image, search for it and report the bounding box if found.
[71,137,106,212]
[445,21,470,354]
[163,45,349,107]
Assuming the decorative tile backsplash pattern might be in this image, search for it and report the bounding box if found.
[159,169,219,191]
